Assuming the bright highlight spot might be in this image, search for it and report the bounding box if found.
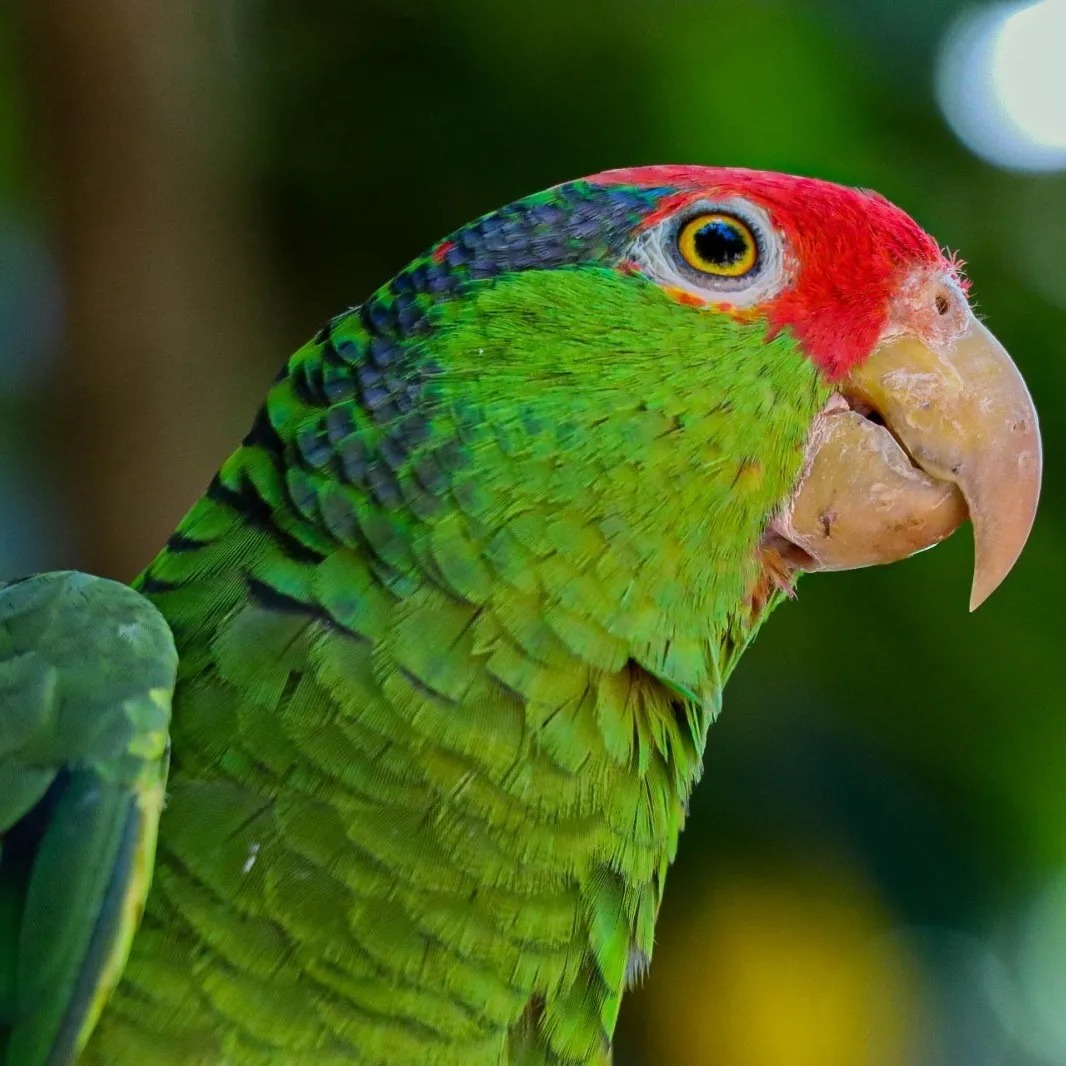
[643,869,917,1066]
[937,0,1066,171]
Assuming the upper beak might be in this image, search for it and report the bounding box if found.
[774,310,1041,610]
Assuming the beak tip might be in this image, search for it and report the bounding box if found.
[967,524,1038,611]
[969,569,994,612]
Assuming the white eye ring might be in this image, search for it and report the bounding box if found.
[630,196,790,309]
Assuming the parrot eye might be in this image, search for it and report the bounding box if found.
[629,196,786,307]
[676,213,758,278]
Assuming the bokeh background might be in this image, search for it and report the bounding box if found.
[3,1,1065,1062]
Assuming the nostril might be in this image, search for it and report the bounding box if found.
[848,398,886,426]
[934,287,952,316]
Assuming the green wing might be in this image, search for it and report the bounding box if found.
[0,572,177,1066]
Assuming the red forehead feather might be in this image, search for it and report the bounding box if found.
[588,165,950,378]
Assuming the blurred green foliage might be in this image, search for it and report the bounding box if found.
[3,1,1066,1062]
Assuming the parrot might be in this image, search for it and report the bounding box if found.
[0,165,1041,1066]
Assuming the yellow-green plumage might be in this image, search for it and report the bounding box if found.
[4,173,845,1064]
[87,249,827,1061]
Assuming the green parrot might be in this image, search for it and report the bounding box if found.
[0,166,1041,1065]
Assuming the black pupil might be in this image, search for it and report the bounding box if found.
[693,219,749,268]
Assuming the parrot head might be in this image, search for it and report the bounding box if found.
[407,166,1039,615]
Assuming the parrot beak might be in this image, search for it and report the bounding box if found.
[774,302,1041,610]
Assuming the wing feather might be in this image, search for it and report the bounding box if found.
[0,572,176,1065]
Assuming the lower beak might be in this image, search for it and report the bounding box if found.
[774,313,1041,610]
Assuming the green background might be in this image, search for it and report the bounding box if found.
[2,2,1064,1062]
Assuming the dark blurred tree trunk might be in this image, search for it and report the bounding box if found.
[23,1,275,581]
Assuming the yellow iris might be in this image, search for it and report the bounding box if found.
[677,213,758,277]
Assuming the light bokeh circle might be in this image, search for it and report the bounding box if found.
[937,0,1066,171]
